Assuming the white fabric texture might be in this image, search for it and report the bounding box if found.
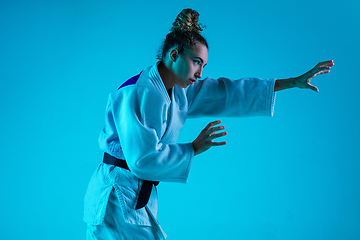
[84,62,276,239]
[86,188,164,240]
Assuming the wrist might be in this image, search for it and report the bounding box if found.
[191,142,198,156]
[274,77,297,92]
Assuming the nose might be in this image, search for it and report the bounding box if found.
[195,66,203,79]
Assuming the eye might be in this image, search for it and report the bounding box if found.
[194,60,200,65]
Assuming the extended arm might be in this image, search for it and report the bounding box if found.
[274,60,334,92]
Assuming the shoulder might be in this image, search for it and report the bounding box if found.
[108,73,167,115]
[108,67,158,103]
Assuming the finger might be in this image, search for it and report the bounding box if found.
[322,60,334,65]
[320,65,332,71]
[307,83,319,92]
[209,131,227,140]
[208,126,225,135]
[204,120,222,131]
[315,70,330,76]
[315,66,331,72]
[316,60,334,68]
[312,67,331,76]
[311,69,331,79]
[210,141,227,146]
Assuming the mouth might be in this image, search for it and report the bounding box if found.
[189,79,196,85]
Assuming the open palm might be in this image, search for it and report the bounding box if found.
[295,60,334,92]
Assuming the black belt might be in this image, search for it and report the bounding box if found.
[103,152,159,210]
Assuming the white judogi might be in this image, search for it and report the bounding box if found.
[84,62,276,239]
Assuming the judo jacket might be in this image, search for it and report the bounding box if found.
[83,62,276,230]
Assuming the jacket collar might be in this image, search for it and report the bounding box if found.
[149,62,171,104]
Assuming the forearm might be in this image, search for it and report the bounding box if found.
[274,78,297,92]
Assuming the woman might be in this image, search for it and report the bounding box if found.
[84,8,334,240]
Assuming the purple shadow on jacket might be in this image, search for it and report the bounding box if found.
[118,71,143,89]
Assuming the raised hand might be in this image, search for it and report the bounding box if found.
[192,120,227,156]
[294,60,334,92]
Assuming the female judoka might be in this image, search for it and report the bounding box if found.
[83,8,334,240]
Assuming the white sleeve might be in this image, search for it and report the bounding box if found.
[186,77,276,118]
[111,87,194,183]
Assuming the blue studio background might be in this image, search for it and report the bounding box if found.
[1,0,359,239]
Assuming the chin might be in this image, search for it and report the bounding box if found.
[176,82,189,88]
[185,82,192,88]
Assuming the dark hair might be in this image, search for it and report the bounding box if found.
[157,9,208,60]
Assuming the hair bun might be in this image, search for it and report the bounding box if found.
[171,8,204,33]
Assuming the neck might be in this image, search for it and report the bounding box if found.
[157,61,176,90]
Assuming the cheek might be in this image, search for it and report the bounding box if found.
[178,63,190,80]
[175,58,193,80]
[184,62,194,77]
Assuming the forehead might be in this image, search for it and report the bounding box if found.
[186,42,208,63]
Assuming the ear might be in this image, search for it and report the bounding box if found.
[169,49,179,62]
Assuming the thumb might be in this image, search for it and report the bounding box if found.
[308,84,319,92]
